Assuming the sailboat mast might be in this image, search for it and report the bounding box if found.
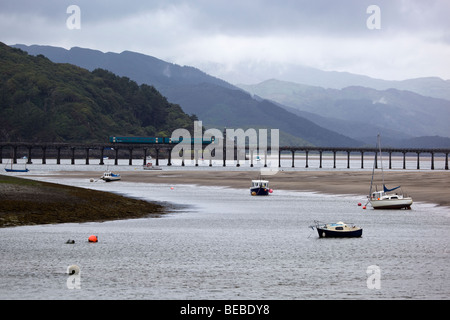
[369,138,376,197]
[378,134,385,186]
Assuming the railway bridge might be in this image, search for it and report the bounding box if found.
[1,142,449,170]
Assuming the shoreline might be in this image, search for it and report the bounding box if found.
[2,169,449,228]
[0,174,166,228]
[26,169,450,208]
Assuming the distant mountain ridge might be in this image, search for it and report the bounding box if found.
[201,61,450,101]
[238,79,450,146]
[13,44,363,147]
[394,136,450,149]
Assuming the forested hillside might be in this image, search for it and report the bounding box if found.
[0,43,196,143]
[14,44,364,147]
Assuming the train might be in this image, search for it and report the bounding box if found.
[109,136,215,145]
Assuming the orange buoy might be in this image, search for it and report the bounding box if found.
[88,235,98,242]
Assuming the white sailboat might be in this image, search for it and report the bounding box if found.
[368,135,413,209]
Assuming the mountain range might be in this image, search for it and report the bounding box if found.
[238,79,450,146]
[201,61,450,101]
[12,44,361,147]
[11,43,450,148]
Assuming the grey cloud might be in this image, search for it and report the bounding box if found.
[1,0,449,80]
[2,0,448,36]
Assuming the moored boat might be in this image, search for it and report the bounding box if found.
[4,159,29,172]
[250,179,272,196]
[369,189,413,209]
[367,134,413,210]
[100,170,121,182]
[5,168,29,172]
[143,162,162,170]
[310,221,363,238]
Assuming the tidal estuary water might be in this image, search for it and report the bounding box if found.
[0,161,449,300]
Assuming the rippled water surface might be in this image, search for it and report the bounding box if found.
[1,168,449,300]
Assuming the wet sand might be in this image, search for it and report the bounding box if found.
[0,174,166,228]
[32,169,450,208]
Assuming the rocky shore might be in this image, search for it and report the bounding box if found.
[0,174,165,228]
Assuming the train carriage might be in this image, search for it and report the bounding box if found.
[109,136,214,144]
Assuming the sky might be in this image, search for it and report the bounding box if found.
[1,0,449,83]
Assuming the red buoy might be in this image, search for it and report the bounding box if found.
[358,202,361,206]
[362,206,366,210]
[88,235,98,242]
[269,189,273,193]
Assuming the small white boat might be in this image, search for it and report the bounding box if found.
[143,162,162,170]
[100,170,121,182]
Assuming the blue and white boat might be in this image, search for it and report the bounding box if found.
[100,170,121,182]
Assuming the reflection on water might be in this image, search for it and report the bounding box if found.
[0,173,449,300]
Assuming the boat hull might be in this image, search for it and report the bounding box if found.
[5,169,29,172]
[101,177,121,182]
[250,187,269,196]
[317,228,363,238]
[370,198,413,209]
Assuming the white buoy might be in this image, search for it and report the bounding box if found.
[67,265,80,275]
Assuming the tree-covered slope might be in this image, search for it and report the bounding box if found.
[0,42,196,143]
[13,44,364,147]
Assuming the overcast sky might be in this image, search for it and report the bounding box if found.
[1,0,449,82]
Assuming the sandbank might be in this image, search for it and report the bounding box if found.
[29,169,450,208]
